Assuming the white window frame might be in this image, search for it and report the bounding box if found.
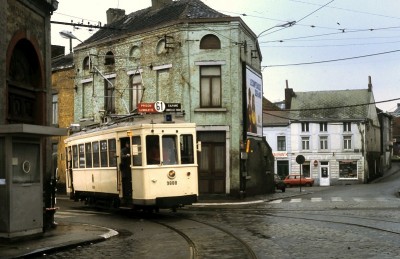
[301,136,310,150]
[319,136,328,150]
[343,135,352,150]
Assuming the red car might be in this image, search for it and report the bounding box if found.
[283,174,314,187]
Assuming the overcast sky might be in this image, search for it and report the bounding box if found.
[51,0,400,112]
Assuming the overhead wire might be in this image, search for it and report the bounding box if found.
[263,48,400,67]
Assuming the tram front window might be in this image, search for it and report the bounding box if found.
[146,136,160,165]
[162,135,177,165]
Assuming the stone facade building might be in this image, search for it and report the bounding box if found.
[69,0,273,197]
[0,0,64,238]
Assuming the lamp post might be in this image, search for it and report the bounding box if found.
[59,30,82,53]
[257,21,296,38]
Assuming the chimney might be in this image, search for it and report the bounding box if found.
[284,80,295,110]
[106,8,125,24]
[368,75,372,92]
[151,0,173,10]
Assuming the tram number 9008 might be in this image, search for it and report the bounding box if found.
[167,180,177,186]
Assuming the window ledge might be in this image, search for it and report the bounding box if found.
[194,108,227,112]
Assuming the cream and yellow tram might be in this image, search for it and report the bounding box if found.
[64,118,199,210]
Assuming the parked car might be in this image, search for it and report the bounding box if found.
[283,174,314,187]
[274,174,286,192]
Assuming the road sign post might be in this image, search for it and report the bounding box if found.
[296,155,305,193]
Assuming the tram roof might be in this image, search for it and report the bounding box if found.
[65,115,196,141]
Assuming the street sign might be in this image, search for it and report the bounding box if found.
[138,102,157,113]
[137,101,181,113]
[296,155,305,165]
[154,101,166,113]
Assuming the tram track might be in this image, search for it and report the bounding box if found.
[185,207,400,236]
[150,213,258,259]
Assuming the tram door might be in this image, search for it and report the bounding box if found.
[119,137,132,202]
[320,161,330,186]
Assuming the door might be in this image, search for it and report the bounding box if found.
[10,138,43,235]
[320,161,330,186]
[198,132,226,194]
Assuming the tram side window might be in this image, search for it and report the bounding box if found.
[92,141,100,167]
[72,145,78,168]
[146,135,160,165]
[180,134,194,164]
[108,139,117,167]
[100,140,108,167]
[132,136,142,166]
[78,144,85,168]
[85,143,92,168]
[162,135,178,165]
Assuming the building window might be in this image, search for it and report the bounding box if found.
[339,161,357,179]
[104,78,115,113]
[200,34,221,49]
[82,82,92,118]
[343,136,352,150]
[302,137,310,150]
[277,136,286,151]
[343,122,351,132]
[83,56,91,70]
[320,136,328,150]
[320,122,327,132]
[200,66,221,108]
[301,122,309,132]
[104,51,115,65]
[52,94,58,125]
[129,74,143,112]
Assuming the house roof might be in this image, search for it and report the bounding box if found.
[51,53,74,71]
[262,98,290,126]
[289,89,372,121]
[78,0,230,47]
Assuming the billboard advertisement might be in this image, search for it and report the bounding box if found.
[246,66,263,136]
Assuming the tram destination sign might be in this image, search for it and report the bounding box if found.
[138,102,182,113]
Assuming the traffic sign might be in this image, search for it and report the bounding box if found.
[296,155,305,164]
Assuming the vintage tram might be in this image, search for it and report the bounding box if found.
[64,115,200,210]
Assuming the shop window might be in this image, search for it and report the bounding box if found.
[339,161,357,178]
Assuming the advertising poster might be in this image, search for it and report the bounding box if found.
[246,66,263,136]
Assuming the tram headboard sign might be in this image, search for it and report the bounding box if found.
[138,102,181,113]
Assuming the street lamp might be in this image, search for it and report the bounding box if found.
[59,30,82,53]
[257,21,296,38]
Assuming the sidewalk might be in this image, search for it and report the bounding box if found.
[0,223,117,259]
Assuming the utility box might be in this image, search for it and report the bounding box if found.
[0,125,66,238]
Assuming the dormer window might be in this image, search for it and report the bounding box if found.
[104,51,115,65]
[200,34,221,49]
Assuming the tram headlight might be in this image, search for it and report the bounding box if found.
[168,170,176,179]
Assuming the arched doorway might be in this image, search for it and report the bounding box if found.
[7,38,44,125]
